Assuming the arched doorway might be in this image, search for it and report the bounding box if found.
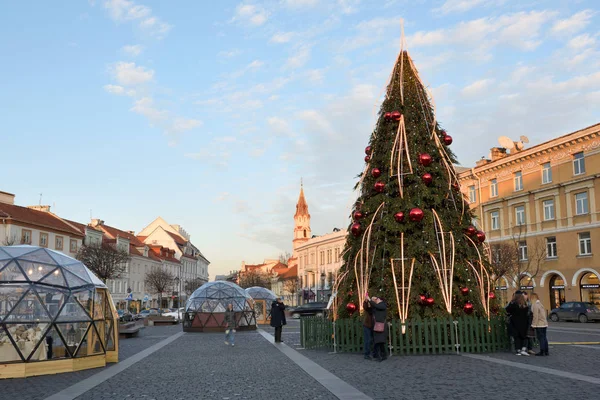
[494,278,509,306]
[519,275,535,295]
[580,272,600,306]
[548,275,565,310]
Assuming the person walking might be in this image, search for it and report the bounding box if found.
[506,293,530,356]
[369,296,388,362]
[224,304,236,346]
[362,297,375,360]
[530,293,549,356]
[270,297,286,343]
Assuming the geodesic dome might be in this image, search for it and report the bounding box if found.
[183,281,256,332]
[245,286,277,324]
[245,286,277,302]
[0,246,118,376]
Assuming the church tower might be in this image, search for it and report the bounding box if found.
[293,180,311,251]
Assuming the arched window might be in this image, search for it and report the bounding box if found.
[549,275,565,310]
[580,272,600,306]
[304,229,307,238]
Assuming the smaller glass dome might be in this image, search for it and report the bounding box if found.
[184,281,256,332]
[245,286,277,302]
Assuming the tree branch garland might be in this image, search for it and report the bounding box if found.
[428,209,455,313]
[391,233,415,334]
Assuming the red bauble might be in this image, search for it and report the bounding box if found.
[426,297,434,306]
[384,112,392,120]
[365,146,372,155]
[408,208,424,222]
[452,182,460,191]
[390,111,401,121]
[353,210,364,221]
[371,168,382,178]
[460,287,469,296]
[419,294,426,304]
[364,155,371,162]
[394,212,405,223]
[466,226,476,236]
[351,223,362,237]
[489,292,496,300]
[464,302,474,315]
[418,153,433,167]
[346,302,357,315]
[441,130,447,137]
[374,181,385,193]
[422,173,433,185]
[443,135,453,145]
[476,231,486,242]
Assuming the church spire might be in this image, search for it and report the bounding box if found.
[293,179,311,251]
[295,179,310,218]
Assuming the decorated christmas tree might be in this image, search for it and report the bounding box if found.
[336,42,497,323]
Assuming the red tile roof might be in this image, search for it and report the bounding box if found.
[100,224,145,246]
[278,265,298,280]
[62,219,103,234]
[167,231,187,245]
[149,246,180,264]
[0,203,84,237]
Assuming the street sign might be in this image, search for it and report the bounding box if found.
[143,295,149,302]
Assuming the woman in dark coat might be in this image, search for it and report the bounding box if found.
[270,297,286,343]
[505,293,530,356]
[368,296,388,361]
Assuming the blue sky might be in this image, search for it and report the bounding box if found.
[1,0,599,279]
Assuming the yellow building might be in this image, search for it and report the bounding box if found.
[458,123,600,312]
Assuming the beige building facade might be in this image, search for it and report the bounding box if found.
[458,123,600,312]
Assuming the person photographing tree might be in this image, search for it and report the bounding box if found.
[270,297,286,343]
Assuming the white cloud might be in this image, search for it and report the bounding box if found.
[268,95,280,101]
[140,17,172,36]
[306,69,325,84]
[103,0,171,37]
[268,116,295,137]
[285,45,311,69]
[340,17,399,52]
[103,84,125,94]
[337,0,360,14]
[247,60,264,69]
[168,117,202,133]
[111,62,154,86]
[218,49,242,58]
[297,110,337,138]
[282,0,318,8]
[461,79,494,97]
[568,33,596,50]
[130,97,168,122]
[122,44,143,56]
[551,10,594,36]
[234,200,250,214]
[231,3,269,26]
[510,66,535,83]
[434,0,484,14]
[214,192,230,202]
[270,32,294,44]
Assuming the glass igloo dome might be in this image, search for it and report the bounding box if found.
[183,281,256,332]
[245,286,277,324]
[0,246,118,377]
[245,286,277,301]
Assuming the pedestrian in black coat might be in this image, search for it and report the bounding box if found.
[270,298,286,343]
[368,296,388,361]
[505,293,530,356]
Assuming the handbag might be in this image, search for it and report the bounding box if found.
[374,321,385,333]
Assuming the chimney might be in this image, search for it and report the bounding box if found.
[476,158,490,167]
[91,219,104,227]
[127,230,135,235]
[0,191,15,205]
[490,147,508,162]
[28,205,51,212]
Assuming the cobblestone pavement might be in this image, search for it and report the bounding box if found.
[77,330,337,400]
[1,323,181,400]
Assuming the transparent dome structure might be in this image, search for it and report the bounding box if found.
[183,281,256,332]
[245,286,277,324]
[0,246,119,378]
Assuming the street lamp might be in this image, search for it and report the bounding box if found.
[174,277,180,308]
[320,272,326,302]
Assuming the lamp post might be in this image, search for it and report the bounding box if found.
[320,272,326,302]
[174,276,180,308]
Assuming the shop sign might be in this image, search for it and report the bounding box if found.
[495,286,508,290]
[581,284,600,289]
[520,285,534,290]
[551,285,565,289]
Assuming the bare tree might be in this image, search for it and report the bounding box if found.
[145,269,175,308]
[184,277,205,296]
[2,234,18,246]
[283,278,300,306]
[76,243,130,283]
[238,269,270,289]
[279,251,292,265]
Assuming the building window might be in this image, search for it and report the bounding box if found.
[514,171,523,191]
[327,249,332,264]
[334,247,340,263]
[39,232,48,248]
[320,251,325,265]
[542,162,552,184]
[303,229,307,238]
[70,239,78,253]
[579,232,592,256]
[518,241,528,261]
[543,199,555,221]
[515,206,525,226]
[21,229,32,244]
[490,179,498,197]
[546,237,557,258]
[575,192,589,215]
[490,211,500,230]
[468,185,476,203]
[573,152,585,175]
[55,236,64,250]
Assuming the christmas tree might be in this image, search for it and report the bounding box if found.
[336,45,496,323]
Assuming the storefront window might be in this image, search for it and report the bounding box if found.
[549,275,565,310]
[519,275,535,295]
[494,281,508,306]
[580,272,600,306]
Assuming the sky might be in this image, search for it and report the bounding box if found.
[1,0,599,280]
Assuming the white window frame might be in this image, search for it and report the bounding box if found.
[514,171,523,191]
[490,211,500,231]
[543,199,555,221]
[546,237,557,259]
[579,232,592,256]
[542,162,552,184]
[518,241,528,261]
[573,152,585,176]
[39,232,48,248]
[575,192,589,215]
[515,206,525,226]
[469,185,476,203]
[490,179,498,197]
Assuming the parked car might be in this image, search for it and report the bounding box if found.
[117,310,134,322]
[162,308,185,321]
[549,302,600,323]
[289,302,329,318]
[135,309,160,320]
